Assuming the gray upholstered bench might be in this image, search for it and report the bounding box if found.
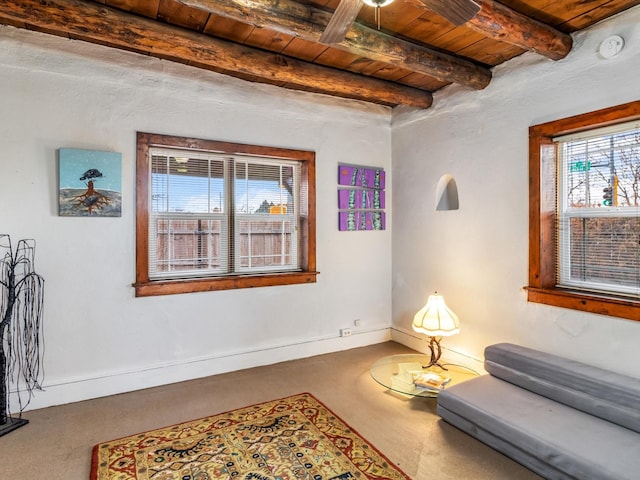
[437,343,640,480]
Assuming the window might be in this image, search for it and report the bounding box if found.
[528,101,640,321]
[135,133,317,296]
[557,121,640,297]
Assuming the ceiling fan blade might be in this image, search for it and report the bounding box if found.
[421,0,481,26]
[320,0,364,44]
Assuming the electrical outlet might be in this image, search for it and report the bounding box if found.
[340,328,352,337]
[354,319,361,327]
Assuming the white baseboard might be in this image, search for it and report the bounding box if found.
[389,326,427,352]
[13,328,391,412]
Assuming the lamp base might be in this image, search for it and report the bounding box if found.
[422,361,449,371]
[422,336,449,371]
[0,417,29,437]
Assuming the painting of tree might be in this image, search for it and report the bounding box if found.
[58,148,122,216]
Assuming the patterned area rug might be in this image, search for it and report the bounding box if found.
[91,392,411,480]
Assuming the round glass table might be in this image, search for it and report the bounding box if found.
[370,353,480,398]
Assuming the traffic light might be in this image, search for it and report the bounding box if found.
[603,186,613,206]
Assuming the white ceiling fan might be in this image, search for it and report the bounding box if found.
[319,0,481,44]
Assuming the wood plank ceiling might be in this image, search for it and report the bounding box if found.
[1,0,638,109]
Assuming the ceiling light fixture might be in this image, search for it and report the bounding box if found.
[362,0,395,30]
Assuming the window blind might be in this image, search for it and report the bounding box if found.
[555,122,640,298]
[148,148,228,280]
[147,147,300,280]
[233,158,300,273]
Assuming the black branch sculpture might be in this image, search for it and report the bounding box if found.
[0,235,45,436]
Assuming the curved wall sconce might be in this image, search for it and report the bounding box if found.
[435,174,459,211]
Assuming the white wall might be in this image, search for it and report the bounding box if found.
[4,5,639,411]
[0,26,393,410]
[391,6,640,376]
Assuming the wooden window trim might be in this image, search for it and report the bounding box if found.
[134,132,317,297]
[528,101,640,321]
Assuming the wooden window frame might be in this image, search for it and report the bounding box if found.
[528,101,640,321]
[134,132,317,297]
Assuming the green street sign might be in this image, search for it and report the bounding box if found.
[570,161,591,172]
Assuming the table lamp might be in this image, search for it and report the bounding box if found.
[412,292,460,369]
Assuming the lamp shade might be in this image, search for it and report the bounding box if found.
[412,292,460,337]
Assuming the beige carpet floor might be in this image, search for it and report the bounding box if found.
[0,341,542,479]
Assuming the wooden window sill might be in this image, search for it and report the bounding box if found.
[134,271,319,297]
[525,286,640,321]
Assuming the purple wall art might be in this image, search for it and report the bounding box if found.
[338,164,386,231]
[338,165,385,189]
[337,189,385,210]
[338,211,386,231]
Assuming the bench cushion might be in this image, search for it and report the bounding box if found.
[485,343,640,434]
[438,375,640,480]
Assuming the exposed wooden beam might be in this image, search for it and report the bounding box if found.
[0,0,433,108]
[178,0,493,90]
[408,0,573,60]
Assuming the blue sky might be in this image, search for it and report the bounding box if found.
[154,175,289,214]
[59,148,122,192]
